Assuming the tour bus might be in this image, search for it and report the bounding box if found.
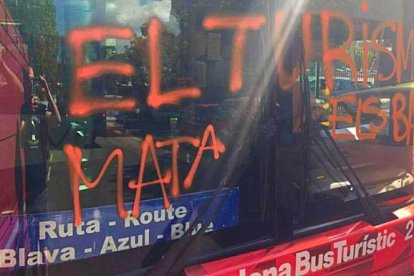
[4,0,414,275]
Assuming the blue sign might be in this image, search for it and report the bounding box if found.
[0,188,238,268]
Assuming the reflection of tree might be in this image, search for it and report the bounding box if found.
[7,0,59,87]
[105,26,180,101]
[347,42,376,71]
[104,0,252,98]
[172,0,253,75]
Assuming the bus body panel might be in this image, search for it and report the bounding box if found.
[0,1,29,258]
[186,204,414,275]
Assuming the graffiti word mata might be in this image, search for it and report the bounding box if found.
[64,125,225,225]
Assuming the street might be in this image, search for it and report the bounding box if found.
[46,116,193,214]
[47,121,146,212]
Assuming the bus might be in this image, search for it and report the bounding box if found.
[2,0,414,275]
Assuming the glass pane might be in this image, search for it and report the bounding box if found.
[0,0,274,274]
[291,0,414,227]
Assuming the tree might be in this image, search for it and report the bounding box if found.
[7,0,60,88]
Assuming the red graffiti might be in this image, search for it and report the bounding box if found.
[270,9,414,94]
[155,137,200,198]
[147,18,201,109]
[327,91,414,143]
[355,96,388,140]
[361,0,369,13]
[64,144,127,226]
[329,95,388,140]
[129,135,172,217]
[184,125,226,189]
[329,94,356,140]
[361,21,369,88]
[321,10,357,92]
[326,91,414,143]
[371,21,397,82]
[67,27,137,116]
[391,92,414,144]
[63,9,414,118]
[64,125,225,225]
[397,24,414,82]
[203,15,266,93]
[64,12,414,126]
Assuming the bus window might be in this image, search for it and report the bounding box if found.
[0,0,279,274]
[279,0,414,231]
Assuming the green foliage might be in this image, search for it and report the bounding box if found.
[7,0,60,87]
[346,42,376,70]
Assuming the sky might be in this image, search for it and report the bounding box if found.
[54,0,180,37]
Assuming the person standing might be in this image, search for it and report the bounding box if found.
[20,74,61,213]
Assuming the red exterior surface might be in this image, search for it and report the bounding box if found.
[0,3,29,252]
[186,204,414,275]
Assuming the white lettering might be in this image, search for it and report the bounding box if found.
[44,249,59,263]
[171,223,184,240]
[60,247,75,261]
[0,249,16,268]
[124,211,140,227]
[27,251,43,266]
[100,236,117,254]
[334,240,346,264]
[86,220,100,234]
[118,237,130,251]
[39,221,57,240]
[141,212,153,225]
[296,251,310,276]
[175,206,187,219]
[387,232,396,247]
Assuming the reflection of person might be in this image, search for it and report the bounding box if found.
[20,74,61,213]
